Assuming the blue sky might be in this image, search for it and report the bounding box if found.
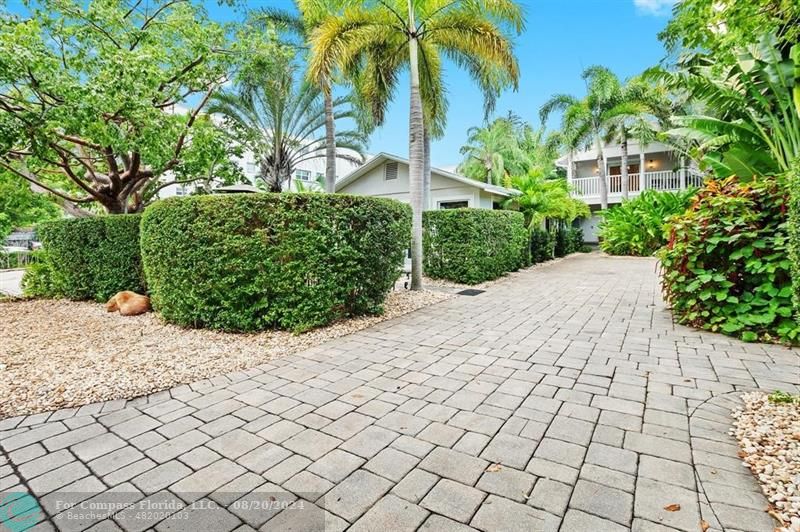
[199,0,676,168]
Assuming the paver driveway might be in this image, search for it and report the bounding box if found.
[1,254,798,532]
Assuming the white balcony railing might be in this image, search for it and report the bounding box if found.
[572,170,704,200]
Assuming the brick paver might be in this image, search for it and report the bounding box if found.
[1,254,798,531]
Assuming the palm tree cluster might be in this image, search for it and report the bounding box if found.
[457,112,588,231]
[458,113,549,186]
[540,67,669,209]
[209,50,366,193]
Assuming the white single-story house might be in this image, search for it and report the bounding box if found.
[335,153,518,209]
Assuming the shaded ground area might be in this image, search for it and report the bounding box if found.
[1,253,798,531]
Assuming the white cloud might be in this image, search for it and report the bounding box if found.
[633,0,676,16]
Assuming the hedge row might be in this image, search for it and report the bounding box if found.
[530,227,586,264]
[140,194,411,332]
[25,215,144,301]
[423,209,528,284]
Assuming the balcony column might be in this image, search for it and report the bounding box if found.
[639,150,646,189]
[566,152,573,185]
[679,156,687,189]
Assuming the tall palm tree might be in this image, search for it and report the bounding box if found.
[540,66,623,210]
[256,2,356,193]
[209,53,366,192]
[602,79,670,199]
[309,0,524,289]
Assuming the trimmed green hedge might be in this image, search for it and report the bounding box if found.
[27,215,144,301]
[423,209,528,284]
[140,193,411,332]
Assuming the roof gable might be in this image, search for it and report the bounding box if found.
[336,153,518,197]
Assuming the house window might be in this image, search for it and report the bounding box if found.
[175,185,186,197]
[245,162,258,175]
[438,200,469,209]
[384,162,398,180]
[295,169,311,181]
[316,172,324,180]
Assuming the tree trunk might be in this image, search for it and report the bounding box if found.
[595,137,608,210]
[408,4,424,291]
[639,146,646,191]
[423,126,431,211]
[324,87,336,193]
[620,132,629,200]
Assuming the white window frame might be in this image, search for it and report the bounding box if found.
[436,197,472,209]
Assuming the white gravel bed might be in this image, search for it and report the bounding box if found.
[732,392,800,531]
[0,289,451,419]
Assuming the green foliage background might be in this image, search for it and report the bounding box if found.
[423,209,529,284]
[599,189,697,256]
[0,170,61,239]
[790,168,800,322]
[140,193,411,332]
[26,215,145,301]
[659,178,798,343]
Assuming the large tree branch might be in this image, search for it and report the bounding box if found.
[160,82,218,173]
[104,147,122,190]
[59,134,104,151]
[158,55,205,92]
[0,159,94,203]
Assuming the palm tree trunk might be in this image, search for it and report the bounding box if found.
[595,137,608,209]
[620,132,629,200]
[324,87,336,193]
[423,126,431,210]
[639,142,646,191]
[408,3,424,291]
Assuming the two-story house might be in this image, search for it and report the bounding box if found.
[558,141,704,243]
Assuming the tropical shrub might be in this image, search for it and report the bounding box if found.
[423,209,528,284]
[20,250,56,298]
[599,189,697,256]
[25,215,144,301]
[553,227,569,258]
[790,169,800,320]
[140,194,410,332]
[568,227,588,253]
[660,178,798,343]
[530,229,554,264]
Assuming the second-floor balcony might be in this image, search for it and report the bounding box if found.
[571,170,704,204]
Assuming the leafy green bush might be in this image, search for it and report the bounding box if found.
[530,229,554,263]
[553,227,570,257]
[568,227,590,253]
[21,250,56,298]
[140,193,411,332]
[29,215,144,301]
[660,177,798,343]
[599,189,697,256]
[789,168,800,322]
[423,209,528,284]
